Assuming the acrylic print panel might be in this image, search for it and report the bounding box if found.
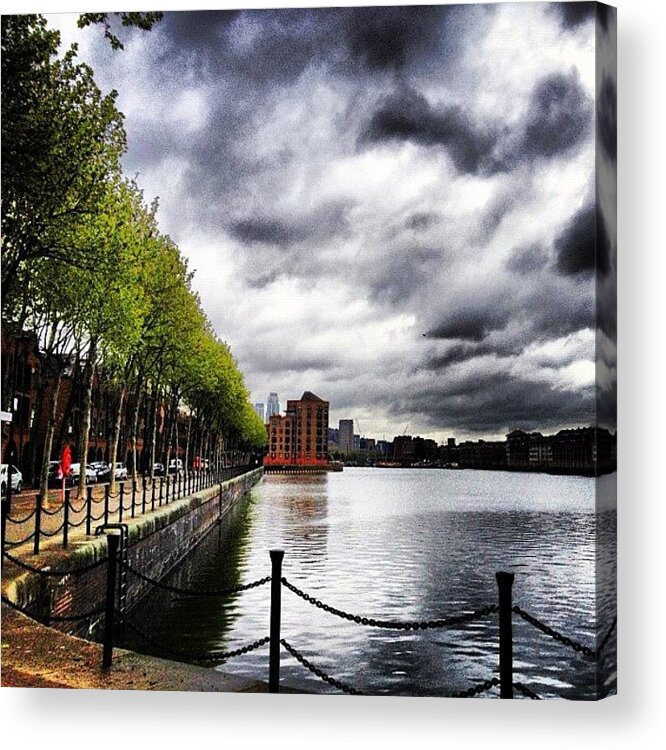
[1,2,616,700]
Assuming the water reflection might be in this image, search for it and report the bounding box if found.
[125,468,616,699]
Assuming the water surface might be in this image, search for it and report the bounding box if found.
[126,468,617,699]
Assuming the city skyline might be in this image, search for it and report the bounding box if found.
[51,3,616,444]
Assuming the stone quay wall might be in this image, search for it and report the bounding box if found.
[4,468,263,639]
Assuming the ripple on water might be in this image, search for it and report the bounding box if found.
[125,468,616,699]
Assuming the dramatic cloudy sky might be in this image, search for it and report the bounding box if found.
[48,1,617,442]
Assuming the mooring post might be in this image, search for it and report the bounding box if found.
[33,493,42,555]
[62,489,70,549]
[496,571,515,699]
[102,533,120,669]
[1,496,8,551]
[104,484,110,525]
[269,549,284,693]
[85,486,93,536]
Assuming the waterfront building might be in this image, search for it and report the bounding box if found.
[266,392,280,420]
[253,403,265,423]
[265,391,329,466]
[328,427,339,450]
[339,419,354,453]
[393,435,415,462]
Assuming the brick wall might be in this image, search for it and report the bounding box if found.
[7,468,263,640]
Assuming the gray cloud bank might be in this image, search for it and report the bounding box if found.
[52,2,616,440]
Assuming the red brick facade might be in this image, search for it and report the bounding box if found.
[264,391,329,466]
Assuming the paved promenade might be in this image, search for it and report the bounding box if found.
[1,469,298,693]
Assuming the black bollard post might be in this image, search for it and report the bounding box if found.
[1,496,8,551]
[33,493,42,555]
[85,486,93,536]
[496,571,515,699]
[131,481,136,518]
[102,533,120,669]
[118,483,124,523]
[63,489,70,549]
[142,476,147,514]
[159,476,163,507]
[269,549,284,693]
[6,464,13,515]
[104,485,110,525]
[165,472,170,504]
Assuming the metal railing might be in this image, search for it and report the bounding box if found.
[1,465,255,556]
[1,543,616,698]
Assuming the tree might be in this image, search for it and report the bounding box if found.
[1,14,126,313]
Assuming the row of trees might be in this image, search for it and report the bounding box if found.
[1,15,266,496]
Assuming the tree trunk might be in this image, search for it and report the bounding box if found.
[129,375,143,482]
[77,339,97,497]
[39,371,63,499]
[109,385,127,496]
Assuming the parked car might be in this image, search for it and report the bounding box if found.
[168,458,184,475]
[114,462,128,480]
[1,464,23,495]
[47,460,64,487]
[151,463,165,477]
[89,461,111,483]
[69,463,97,485]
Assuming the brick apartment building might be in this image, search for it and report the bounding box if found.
[264,391,329,466]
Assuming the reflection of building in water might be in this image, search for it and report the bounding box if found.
[265,391,329,466]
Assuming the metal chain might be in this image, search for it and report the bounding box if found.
[5,508,38,524]
[447,677,500,698]
[282,578,496,630]
[4,531,36,547]
[513,606,596,658]
[39,522,67,538]
[513,682,542,700]
[121,559,271,596]
[280,638,364,695]
[2,549,107,576]
[41,504,65,517]
[123,618,270,662]
[1,594,105,623]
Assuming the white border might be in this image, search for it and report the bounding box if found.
[1,1,665,748]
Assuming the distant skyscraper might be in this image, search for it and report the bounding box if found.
[253,403,265,422]
[266,392,280,419]
[339,419,354,453]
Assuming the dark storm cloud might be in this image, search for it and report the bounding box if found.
[162,10,239,51]
[361,87,502,174]
[395,373,596,434]
[597,73,617,162]
[520,71,593,160]
[229,217,301,247]
[419,340,520,371]
[404,212,440,231]
[555,202,596,275]
[229,200,355,248]
[505,243,549,275]
[427,303,512,342]
[343,5,450,72]
[549,2,596,30]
